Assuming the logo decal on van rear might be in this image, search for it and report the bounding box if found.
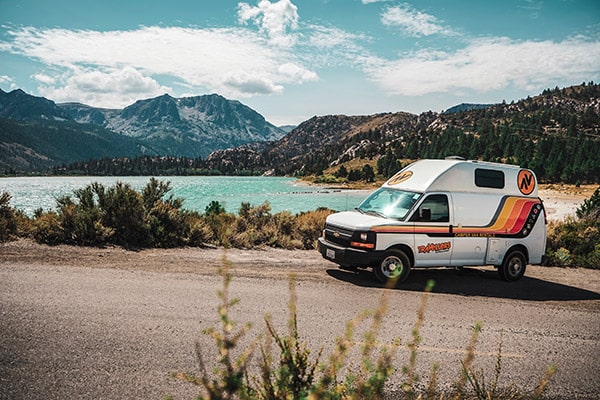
[418,241,451,254]
[517,169,535,195]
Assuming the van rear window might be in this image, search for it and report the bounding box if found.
[475,168,505,189]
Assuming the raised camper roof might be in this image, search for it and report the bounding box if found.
[383,159,539,197]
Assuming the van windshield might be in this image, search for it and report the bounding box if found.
[357,188,422,220]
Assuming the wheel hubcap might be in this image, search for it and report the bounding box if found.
[508,258,522,277]
[383,257,403,278]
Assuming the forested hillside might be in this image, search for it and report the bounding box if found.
[51,83,600,183]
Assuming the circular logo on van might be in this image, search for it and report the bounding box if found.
[517,169,535,195]
[387,171,413,185]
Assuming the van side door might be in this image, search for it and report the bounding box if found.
[409,193,453,267]
[450,192,493,266]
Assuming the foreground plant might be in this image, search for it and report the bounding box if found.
[174,254,256,399]
[171,255,556,400]
[175,255,399,399]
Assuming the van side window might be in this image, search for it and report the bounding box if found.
[410,194,449,222]
[475,168,505,189]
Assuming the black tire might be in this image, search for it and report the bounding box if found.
[499,250,527,282]
[374,250,411,284]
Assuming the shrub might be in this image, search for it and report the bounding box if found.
[205,200,226,216]
[56,193,113,246]
[232,202,273,248]
[576,187,600,220]
[147,200,190,247]
[315,174,347,184]
[186,214,213,247]
[176,259,399,400]
[272,211,303,249]
[0,192,18,242]
[95,181,149,248]
[204,211,236,248]
[31,211,65,245]
[545,188,600,268]
[295,207,335,250]
[24,178,214,249]
[545,247,573,267]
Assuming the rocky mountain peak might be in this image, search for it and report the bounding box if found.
[121,93,181,124]
[0,88,72,121]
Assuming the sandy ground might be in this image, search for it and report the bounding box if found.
[538,184,598,221]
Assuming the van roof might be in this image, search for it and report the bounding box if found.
[383,159,538,197]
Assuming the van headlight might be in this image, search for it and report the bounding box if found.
[351,231,376,250]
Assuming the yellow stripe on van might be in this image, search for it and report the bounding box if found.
[371,196,542,238]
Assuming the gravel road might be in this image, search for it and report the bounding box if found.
[1,239,599,399]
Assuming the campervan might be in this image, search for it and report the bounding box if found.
[318,158,547,283]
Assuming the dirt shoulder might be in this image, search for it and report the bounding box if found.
[2,238,599,300]
[0,238,327,280]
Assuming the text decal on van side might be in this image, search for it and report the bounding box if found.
[418,241,451,254]
[517,169,535,195]
[388,170,413,185]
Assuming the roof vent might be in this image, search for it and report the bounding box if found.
[445,156,465,160]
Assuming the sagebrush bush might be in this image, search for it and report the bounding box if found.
[0,192,18,242]
[31,210,65,245]
[545,188,600,268]
[25,178,209,248]
[295,207,334,250]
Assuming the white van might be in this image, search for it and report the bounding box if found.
[318,158,546,283]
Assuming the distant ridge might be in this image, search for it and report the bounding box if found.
[442,103,495,114]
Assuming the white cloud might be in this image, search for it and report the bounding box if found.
[237,0,299,47]
[0,75,18,90]
[0,24,317,107]
[381,4,455,37]
[36,67,170,108]
[364,37,600,96]
[304,25,371,68]
[32,73,56,85]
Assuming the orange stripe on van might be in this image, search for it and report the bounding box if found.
[370,196,542,238]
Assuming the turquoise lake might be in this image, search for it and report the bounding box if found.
[0,176,371,216]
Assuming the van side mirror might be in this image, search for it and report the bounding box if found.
[421,208,431,221]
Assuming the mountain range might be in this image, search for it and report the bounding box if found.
[1,83,599,184]
[0,89,285,172]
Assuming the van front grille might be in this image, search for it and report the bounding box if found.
[324,223,354,247]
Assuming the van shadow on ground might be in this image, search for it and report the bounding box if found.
[326,267,600,302]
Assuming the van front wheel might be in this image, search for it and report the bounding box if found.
[374,250,411,284]
[499,250,526,282]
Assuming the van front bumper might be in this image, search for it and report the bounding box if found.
[317,237,381,268]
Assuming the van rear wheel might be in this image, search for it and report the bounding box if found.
[374,250,411,284]
[499,250,526,282]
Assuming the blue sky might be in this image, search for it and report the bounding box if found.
[1,0,599,126]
